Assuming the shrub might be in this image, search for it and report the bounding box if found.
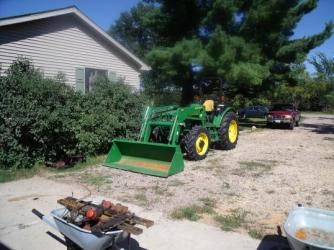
[74,76,147,155]
[0,59,78,168]
[0,59,147,169]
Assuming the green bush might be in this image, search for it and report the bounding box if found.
[75,76,146,155]
[0,59,78,168]
[0,59,146,169]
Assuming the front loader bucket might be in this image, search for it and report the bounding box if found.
[104,139,184,177]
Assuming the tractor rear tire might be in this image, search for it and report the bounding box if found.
[219,112,239,150]
[182,126,210,161]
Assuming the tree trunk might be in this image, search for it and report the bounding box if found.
[180,82,194,106]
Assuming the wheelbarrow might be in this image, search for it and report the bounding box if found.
[32,208,129,250]
[284,207,334,250]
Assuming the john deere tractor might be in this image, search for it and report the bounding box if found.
[104,78,239,177]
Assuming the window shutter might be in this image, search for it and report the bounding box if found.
[108,71,117,82]
[75,68,85,93]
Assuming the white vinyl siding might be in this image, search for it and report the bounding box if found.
[0,15,141,89]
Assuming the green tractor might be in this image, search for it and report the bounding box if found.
[104,78,239,177]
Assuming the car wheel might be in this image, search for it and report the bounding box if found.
[289,121,294,130]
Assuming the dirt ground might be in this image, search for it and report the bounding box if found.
[1,113,333,249]
[57,113,334,232]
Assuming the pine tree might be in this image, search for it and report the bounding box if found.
[110,0,333,105]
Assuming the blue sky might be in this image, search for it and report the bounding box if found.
[0,0,333,73]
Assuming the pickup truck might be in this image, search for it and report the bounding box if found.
[266,104,301,129]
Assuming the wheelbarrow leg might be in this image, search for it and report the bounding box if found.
[109,233,131,250]
[125,233,131,250]
[64,236,82,250]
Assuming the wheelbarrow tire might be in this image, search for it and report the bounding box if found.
[219,112,239,150]
[182,126,210,161]
[64,237,82,250]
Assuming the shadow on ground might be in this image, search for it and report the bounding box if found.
[119,237,147,250]
[318,116,334,121]
[301,123,334,134]
[256,226,291,250]
[256,234,291,250]
[0,241,12,250]
[46,231,147,250]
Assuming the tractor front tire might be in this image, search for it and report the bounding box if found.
[182,126,210,161]
[219,112,239,150]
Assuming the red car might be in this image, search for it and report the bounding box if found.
[267,104,301,129]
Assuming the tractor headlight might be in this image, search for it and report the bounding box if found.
[284,115,292,119]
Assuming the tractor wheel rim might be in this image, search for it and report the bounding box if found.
[196,132,209,156]
[228,120,238,143]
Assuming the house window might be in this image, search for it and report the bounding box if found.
[76,68,115,93]
[84,68,107,92]
[108,71,117,82]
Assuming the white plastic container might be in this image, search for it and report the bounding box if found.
[284,207,334,250]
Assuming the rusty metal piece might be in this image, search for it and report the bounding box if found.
[83,223,91,231]
[112,203,128,214]
[101,200,112,209]
[130,215,154,228]
[91,214,128,233]
[57,196,153,235]
[99,214,110,223]
[58,197,89,211]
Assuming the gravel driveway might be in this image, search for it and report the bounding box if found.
[50,113,334,235]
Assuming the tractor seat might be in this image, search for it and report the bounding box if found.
[203,100,215,122]
[203,100,214,112]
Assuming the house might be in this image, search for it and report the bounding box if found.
[0,6,150,92]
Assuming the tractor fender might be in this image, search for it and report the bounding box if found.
[213,106,235,127]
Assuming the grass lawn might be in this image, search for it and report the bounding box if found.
[0,155,106,183]
[0,165,43,183]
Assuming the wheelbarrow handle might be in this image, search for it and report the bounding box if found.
[32,208,44,219]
